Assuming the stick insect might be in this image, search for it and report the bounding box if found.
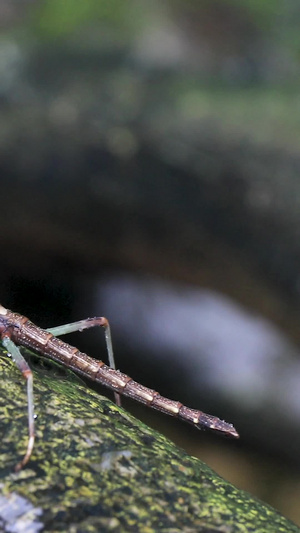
[0,304,239,471]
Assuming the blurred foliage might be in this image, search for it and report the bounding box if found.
[231,0,281,26]
[19,0,300,65]
[0,0,300,528]
[30,0,142,39]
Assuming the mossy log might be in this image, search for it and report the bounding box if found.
[0,349,298,532]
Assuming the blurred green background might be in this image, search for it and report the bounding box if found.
[1,0,300,527]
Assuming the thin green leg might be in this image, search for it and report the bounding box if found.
[47,317,121,406]
[2,336,35,471]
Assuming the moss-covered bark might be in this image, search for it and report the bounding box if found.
[0,349,298,532]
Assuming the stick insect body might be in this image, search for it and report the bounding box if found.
[0,304,239,470]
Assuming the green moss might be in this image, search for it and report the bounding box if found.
[0,349,299,532]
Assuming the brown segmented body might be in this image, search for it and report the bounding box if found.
[0,307,239,438]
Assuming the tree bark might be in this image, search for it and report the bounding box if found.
[0,348,298,532]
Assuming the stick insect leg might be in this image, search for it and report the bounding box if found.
[47,317,121,406]
[2,336,35,472]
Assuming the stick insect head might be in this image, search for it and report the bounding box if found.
[0,304,10,336]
